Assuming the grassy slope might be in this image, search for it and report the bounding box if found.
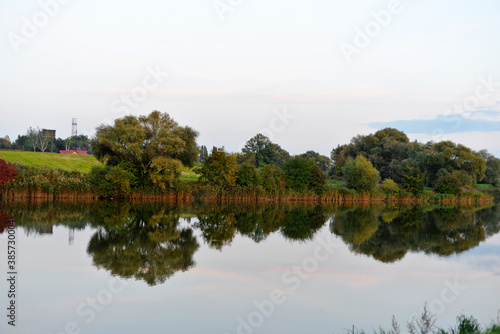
[0,150,200,181]
[0,150,102,173]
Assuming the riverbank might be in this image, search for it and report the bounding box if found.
[0,176,493,205]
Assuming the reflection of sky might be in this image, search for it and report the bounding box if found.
[0,222,499,334]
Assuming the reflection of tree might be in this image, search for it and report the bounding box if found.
[331,205,495,263]
[87,207,199,286]
[195,204,330,249]
[196,213,236,251]
[0,211,14,234]
[331,208,379,246]
[281,206,328,242]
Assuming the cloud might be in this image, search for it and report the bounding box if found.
[370,110,500,134]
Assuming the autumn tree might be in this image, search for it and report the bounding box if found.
[91,111,199,189]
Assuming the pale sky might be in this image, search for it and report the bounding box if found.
[1,0,500,156]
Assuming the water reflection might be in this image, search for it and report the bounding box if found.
[0,200,498,286]
[86,205,200,286]
[330,205,498,263]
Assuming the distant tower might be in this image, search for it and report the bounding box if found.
[72,118,78,137]
[69,228,74,245]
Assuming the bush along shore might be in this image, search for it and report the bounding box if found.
[0,112,498,203]
[0,162,493,204]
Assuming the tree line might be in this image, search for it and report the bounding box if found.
[1,110,499,199]
[0,127,91,153]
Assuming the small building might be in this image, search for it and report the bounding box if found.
[59,150,88,155]
[42,129,56,141]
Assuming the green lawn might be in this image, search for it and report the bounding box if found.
[180,166,199,182]
[328,178,347,186]
[0,150,102,174]
[0,150,201,180]
[476,183,499,188]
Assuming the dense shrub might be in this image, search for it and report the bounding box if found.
[0,159,17,187]
[342,155,380,193]
[282,156,315,191]
[261,165,288,194]
[89,166,135,197]
[309,165,327,195]
[435,170,473,195]
[382,178,399,195]
[236,164,260,188]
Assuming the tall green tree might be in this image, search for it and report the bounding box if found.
[391,159,425,195]
[236,164,260,188]
[91,111,198,188]
[0,136,11,149]
[242,134,290,168]
[282,156,315,191]
[299,151,332,174]
[480,150,500,185]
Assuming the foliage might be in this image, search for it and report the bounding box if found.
[282,156,315,191]
[407,305,435,334]
[197,147,238,188]
[437,315,482,334]
[241,134,291,168]
[0,136,11,149]
[87,205,199,286]
[261,165,288,194]
[236,164,260,188]
[149,157,183,190]
[88,166,135,197]
[342,155,380,193]
[91,111,198,187]
[331,128,488,192]
[391,159,425,195]
[382,178,400,195]
[299,150,332,173]
[3,164,90,195]
[309,164,327,194]
[0,159,17,187]
[435,170,472,195]
[480,150,500,185]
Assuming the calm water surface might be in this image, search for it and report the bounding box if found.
[0,201,499,334]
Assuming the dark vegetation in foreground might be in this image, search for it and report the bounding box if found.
[0,111,499,202]
[346,306,500,334]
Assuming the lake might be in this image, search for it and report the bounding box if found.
[0,200,499,334]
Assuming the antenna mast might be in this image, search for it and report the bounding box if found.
[72,118,78,137]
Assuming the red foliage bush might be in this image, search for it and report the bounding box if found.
[0,159,17,186]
